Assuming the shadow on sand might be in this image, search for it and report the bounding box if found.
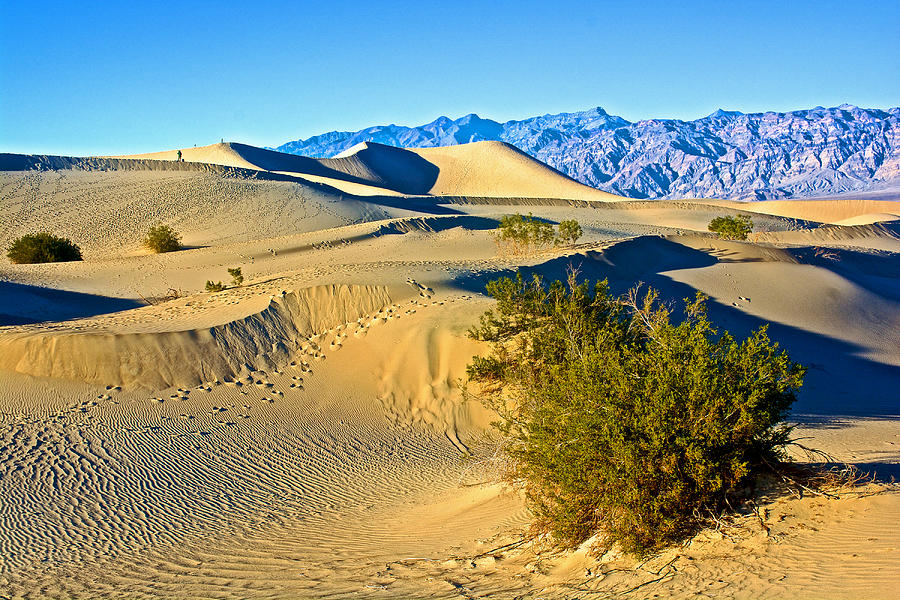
[451,236,900,420]
[0,281,143,326]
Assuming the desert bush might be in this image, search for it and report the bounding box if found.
[467,272,805,555]
[556,219,583,245]
[205,280,226,293]
[495,213,556,254]
[143,224,182,253]
[6,232,82,264]
[227,267,244,286]
[708,215,753,240]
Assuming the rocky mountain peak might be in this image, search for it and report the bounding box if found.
[275,105,900,200]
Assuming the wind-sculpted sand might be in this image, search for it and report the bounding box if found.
[118,140,623,201]
[0,143,898,598]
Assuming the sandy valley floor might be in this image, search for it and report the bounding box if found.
[1,143,899,599]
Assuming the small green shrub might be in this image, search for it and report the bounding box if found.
[205,281,226,293]
[556,219,583,245]
[708,215,753,240]
[6,232,82,264]
[495,213,556,254]
[467,273,805,555]
[143,224,182,253]
[227,267,244,286]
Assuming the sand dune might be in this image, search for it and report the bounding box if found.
[409,141,622,200]
[0,150,898,598]
[707,198,900,225]
[0,284,401,389]
[833,212,900,226]
[117,142,410,193]
[117,140,625,201]
[755,221,900,252]
[0,168,390,256]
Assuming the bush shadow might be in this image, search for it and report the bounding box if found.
[0,281,143,326]
[452,236,900,419]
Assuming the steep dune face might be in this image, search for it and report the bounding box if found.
[323,142,440,194]
[0,284,398,389]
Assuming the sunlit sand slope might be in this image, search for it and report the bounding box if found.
[0,169,389,256]
[118,140,625,201]
[409,141,622,200]
[707,198,900,224]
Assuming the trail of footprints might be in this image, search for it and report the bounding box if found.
[56,281,471,440]
[0,283,482,580]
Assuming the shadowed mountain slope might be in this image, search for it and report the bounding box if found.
[276,105,900,201]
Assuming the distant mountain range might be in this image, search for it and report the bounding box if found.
[275,105,900,200]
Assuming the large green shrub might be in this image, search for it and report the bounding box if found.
[6,232,82,264]
[708,215,753,240]
[467,273,804,555]
[495,215,585,253]
[143,224,182,253]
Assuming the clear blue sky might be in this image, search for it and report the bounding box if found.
[1,0,898,155]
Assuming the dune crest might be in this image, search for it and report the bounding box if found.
[707,198,900,224]
[115,140,625,201]
[0,284,399,388]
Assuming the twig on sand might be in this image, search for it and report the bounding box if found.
[476,535,534,558]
